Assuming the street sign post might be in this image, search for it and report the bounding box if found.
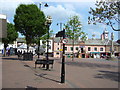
[55,29,66,83]
[61,29,65,83]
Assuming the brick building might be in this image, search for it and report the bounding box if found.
[53,30,120,58]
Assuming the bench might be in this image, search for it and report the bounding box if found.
[35,59,54,69]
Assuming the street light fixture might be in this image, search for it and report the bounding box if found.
[44,3,48,7]
[45,15,52,70]
[37,2,48,58]
[39,2,48,10]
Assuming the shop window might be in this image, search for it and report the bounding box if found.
[94,47,97,51]
[56,52,59,55]
[65,47,67,51]
[81,48,84,53]
[88,47,91,51]
[100,48,103,51]
[71,47,73,51]
[76,47,78,50]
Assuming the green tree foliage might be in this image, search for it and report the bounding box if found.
[40,30,53,42]
[2,23,18,56]
[65,15,87,60]
[33,30,53,44]
[14,4,47,50]
[65,15,87,41]
[88,0,120,31]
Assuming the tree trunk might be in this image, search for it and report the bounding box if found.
[26,36,29,53]
[72,39,74,61]
[27,44,29,52]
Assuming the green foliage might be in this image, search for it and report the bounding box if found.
[2,23,18,45]
[88,0,120,31]
[65,15,87,60]
[34,29,53,44]
[40,30,53,40]
[65,15,87,41]
[14,4,47,45]
[2,23,18,56]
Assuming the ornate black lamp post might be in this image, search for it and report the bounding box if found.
[111,32,114,57]
[45,15,52,70]
[37,3,48,58]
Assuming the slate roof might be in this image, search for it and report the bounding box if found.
[85,39,120,46]
[54,38,120,46]
[54,37,80,44]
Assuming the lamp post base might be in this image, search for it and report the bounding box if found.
[46,64,49,70]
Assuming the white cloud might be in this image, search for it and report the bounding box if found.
[32,0,95,2]
[43,5,82,22]
[64,4,75,11]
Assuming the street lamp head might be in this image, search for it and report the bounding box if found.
[44,3,48,7]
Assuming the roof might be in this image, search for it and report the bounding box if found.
[54,37,80,44]
[85,39,120,46]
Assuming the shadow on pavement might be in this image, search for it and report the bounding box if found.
[94,70,119,82]
[2,57,19,61]
[35,73,60,83]
[24,64,30,67]
[25,85,37,89]
[61,61,118,69]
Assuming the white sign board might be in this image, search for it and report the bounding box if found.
[62,38,68,44]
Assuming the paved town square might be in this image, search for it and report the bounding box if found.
[0,0,120,89]
[2,55,119,88]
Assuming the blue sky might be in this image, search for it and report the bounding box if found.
[0,0,119,41]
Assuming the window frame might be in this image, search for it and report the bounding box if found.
[88,47,91,51]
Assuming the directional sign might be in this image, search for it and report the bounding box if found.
[62,38,68,44]
[59,49,63,51]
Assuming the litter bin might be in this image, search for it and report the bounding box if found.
[23,52,33,61]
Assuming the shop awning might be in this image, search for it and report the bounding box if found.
[90,52,100,54]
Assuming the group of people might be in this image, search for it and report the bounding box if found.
[89,54,100,58]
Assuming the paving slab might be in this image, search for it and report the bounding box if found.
[2,55,119,88]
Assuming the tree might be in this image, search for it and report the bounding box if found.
[2,23,18,56]
[65,16,87,60]
[14,4,47,51]
[88,0,120,31]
